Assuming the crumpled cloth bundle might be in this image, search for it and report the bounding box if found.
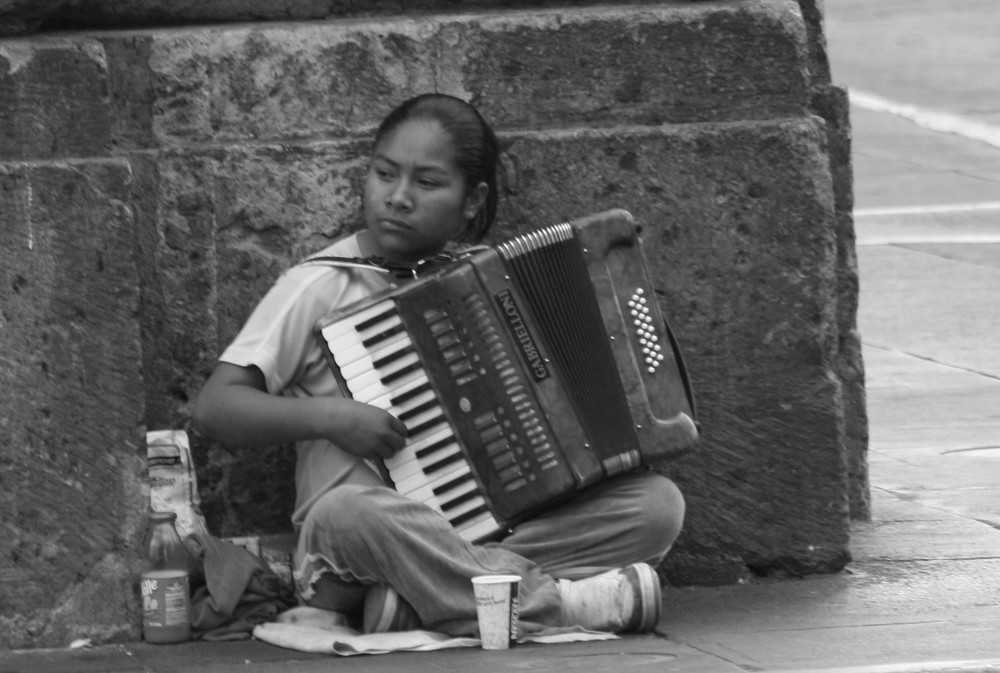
[184,533,296,641]
[253,606,618,656]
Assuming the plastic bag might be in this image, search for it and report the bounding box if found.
[148,429,210,538]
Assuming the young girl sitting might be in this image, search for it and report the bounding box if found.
[192,93,685,637]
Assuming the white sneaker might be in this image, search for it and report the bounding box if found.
[362,584,422,633]
[557,563,662,632]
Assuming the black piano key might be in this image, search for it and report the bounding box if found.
[398,398,441,425]
[361,321,407,349]
[450,503,491,528]
[440,488,480,511]
[423,450,465,475]
[415,435,456,461]
[407,412,448,438]
[432,473,473,498]
[373,343,417,370]
[390,380,433,407]
[381,359,423,386]
[355,306,398,333]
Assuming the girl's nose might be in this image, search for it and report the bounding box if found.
[386,179,414,211]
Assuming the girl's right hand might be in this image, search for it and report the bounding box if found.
[325,398,408,460]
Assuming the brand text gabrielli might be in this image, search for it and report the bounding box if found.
[495,290,549,382]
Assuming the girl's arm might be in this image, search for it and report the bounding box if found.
[191,362,407,459]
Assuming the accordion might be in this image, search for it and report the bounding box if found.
[315,209,698,543]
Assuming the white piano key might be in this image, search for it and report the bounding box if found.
[340,334,414,381]
[392,390,440,422]
[386,442,461,484]
[320,300,397,342]
[385,434,460,483]
[439,491,488,521]
[400,407,446,434]
[394,462,475,506]
[456,512,501,542]
[352,367,427,404]
[346,350,420,395]
[332,329,412,371]
[326,314,405,361]
[351,365,426,403]
[367,375,432,411]
[393,459,472,497]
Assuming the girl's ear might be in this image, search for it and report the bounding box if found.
[463,181,489,222]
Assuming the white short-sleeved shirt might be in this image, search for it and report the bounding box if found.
[219,233,396,529]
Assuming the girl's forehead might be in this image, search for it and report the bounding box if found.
[374,119,458,166]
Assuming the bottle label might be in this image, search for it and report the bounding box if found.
[141,570,190,629]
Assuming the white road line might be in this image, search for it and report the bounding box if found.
[855,202,1000,218]
[850,89,1000,150]
[854,202,1000,245]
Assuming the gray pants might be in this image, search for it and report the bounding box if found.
[295,470,684,635]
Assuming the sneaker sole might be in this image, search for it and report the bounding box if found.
[625,563,662,632]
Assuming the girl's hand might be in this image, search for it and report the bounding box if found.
[324,398,408,460]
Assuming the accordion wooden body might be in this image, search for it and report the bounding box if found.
[315,209,698,543]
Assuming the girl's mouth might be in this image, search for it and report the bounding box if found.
[379,217,412,232]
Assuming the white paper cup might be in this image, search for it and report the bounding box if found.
[471,574,521,650]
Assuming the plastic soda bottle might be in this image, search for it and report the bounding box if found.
[140,511,192,643]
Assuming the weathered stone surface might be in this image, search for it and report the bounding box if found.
[0,0,863,646]
[1,0,747,36]
[0,0,67,37]
[0,37,112,160]
[134,141,370,534]
[0,159,146,649]
[94,3,809,149]
[811,84,869,520]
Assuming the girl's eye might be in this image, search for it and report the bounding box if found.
[418,178,441,188]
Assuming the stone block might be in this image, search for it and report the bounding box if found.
[0,37,113,160]
[96,2,809,148]
[0,159,145,649]
[0,1,805,38]
[0,0,65,37]
[811,83,869,520]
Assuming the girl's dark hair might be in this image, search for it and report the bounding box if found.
[374,93,502,243]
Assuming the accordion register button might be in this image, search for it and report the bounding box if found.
[485,439,508,456]
[480,425,503,442]
[492,452,517,470]
[473,412,498,430]
[497,464,521,482]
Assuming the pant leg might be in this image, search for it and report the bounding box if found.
[489,470,685,579]
[295,472,684,635]
[295,483,561,635]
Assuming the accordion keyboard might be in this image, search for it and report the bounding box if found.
[318,299,502,543]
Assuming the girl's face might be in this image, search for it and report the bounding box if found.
[362,119,487,263]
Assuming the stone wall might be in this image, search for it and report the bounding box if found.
[0,0,865,649]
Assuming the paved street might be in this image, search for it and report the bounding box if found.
[826,0,1000,521]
